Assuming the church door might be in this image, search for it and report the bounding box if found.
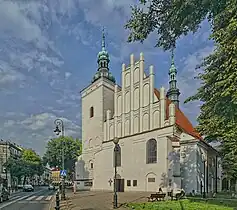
[116,179,124,192]
[146,173,157,192]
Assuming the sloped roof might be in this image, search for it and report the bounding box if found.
[154,88,202,140]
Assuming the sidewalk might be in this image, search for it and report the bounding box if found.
[66,191,150,210]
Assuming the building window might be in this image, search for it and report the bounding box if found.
[148,178,155,182]
[146,139,157,164]
[90,106,94,118]
[113,145,121,167]
[90,163,93,169]
[133,180,137,187]
[127,180,131,186]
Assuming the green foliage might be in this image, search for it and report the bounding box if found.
[127,199,235,210]
[5,149,44,183]
[125,0,228,50]
[126,0,237,178]
[4,158,26,181]
[43,136,81,172]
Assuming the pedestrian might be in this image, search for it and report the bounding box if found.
[73,181,76,194]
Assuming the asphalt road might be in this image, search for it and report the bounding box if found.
[0,187,55,210]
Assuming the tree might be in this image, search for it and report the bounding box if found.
[43,137,81,174]
[21,149,44,184]
[4,157,26,185]
[125,0,237,177]
[5,149,44,185]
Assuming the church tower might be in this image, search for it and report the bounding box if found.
[166,50,180,107]
[81,29,115,156]
[91,28,115,83]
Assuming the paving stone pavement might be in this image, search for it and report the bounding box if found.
[67,191,151,210]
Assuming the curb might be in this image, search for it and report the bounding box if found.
[49,194,75,210]
[60,198,75,210]
[48,194,56,210]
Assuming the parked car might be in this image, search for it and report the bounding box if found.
[48,184,55,190]
[23,184,34,192]
[0,187,9,203]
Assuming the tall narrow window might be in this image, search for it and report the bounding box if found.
[146,139,157,164]
[90,106,94,118]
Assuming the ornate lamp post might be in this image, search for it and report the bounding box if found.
[54,119,65,200]
[201,152,207,198]
[113,137,119,209]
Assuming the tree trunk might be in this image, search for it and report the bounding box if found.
[23,176,27,185]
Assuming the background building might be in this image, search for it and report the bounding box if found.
[0,139,23,188]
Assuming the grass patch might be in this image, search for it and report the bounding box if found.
[125,199,235,210]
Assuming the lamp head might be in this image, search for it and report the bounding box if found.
[54,126,61,135]
[113,137,119,144]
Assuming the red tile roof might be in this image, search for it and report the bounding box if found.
[154,88,203,140]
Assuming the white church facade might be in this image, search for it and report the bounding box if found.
[75,31,222,194]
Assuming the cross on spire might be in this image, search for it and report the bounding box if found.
[102,27,106,51]
[171,48,175,65]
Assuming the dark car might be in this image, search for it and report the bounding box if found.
[0,187,9,202]
[23,184,34,192]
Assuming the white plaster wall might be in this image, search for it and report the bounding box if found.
[92,126,175,192]
[180,137,198,193]
[81,78,115,180]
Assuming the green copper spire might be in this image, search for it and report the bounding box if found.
[166,49,180,107]
[169,50,177,75]
[92,28,115,83]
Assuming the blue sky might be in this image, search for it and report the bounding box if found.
[0,0,214,155]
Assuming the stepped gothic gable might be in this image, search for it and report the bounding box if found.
[102,52,202,142]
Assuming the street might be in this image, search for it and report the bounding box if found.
[0,187,55,210]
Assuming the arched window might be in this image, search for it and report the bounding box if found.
[146,139,157,164]
[113,145,121,167]
[90,106,94,118]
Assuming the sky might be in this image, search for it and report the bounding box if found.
[0,0,214,156]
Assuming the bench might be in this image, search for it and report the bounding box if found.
[147,193,166,202]
[175,191,185,200]
[167,190,185,200]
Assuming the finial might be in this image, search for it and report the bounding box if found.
[102,27,105,51]
[171,48,175,65]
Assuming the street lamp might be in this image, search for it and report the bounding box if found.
[113,137,119,209]
[54,119,65,200]
[201,152,206,198]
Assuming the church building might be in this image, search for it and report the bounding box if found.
[75,31,222,194]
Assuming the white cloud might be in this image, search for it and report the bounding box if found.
[0,1,47,48]
[178,46,214,124]
[0,68,25,85]
[0,112,81,155]
[3,120,15,127]
[65,72,71,79]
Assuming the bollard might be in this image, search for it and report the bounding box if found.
[55,190,60,210]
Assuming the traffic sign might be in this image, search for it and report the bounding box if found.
[60,170,67,176]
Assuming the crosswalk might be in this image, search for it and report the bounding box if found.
[10,195,53,203]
